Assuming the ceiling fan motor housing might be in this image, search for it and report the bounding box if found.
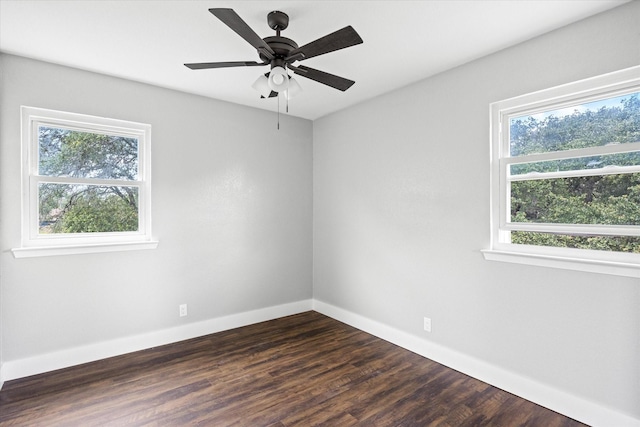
[260,36,298,65]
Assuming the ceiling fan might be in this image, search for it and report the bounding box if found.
[184,8,363,99]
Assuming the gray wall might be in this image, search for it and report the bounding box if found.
[313,2,640,420]
[0,54,313,361]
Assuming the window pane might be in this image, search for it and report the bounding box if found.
[510,151,640,175]
[39,126,139,180]
[511,231,640,253]
[510,173,640,225]
[39,183,139,233]
[509,92,640,156]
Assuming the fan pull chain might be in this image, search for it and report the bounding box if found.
[277,93,280,130]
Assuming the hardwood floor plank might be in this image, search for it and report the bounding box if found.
[0,312,588,426]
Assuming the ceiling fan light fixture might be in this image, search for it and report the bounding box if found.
[283,76,302,100]
[252,74,271,97]
[268,66,289,92]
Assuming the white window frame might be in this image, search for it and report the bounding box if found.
[482,66,640,278]
[13,106,158,258]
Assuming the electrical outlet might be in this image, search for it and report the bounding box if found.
[179,304,188,317]
[423,317,432,332]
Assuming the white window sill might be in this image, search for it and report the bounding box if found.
[481,249,640,278]
[11,241,159,258]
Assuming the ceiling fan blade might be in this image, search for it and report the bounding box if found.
[290,65,355,91]
[260,91,279,99]
[286,26,363,61]
[184,61,267,70]
[209,8,275,60]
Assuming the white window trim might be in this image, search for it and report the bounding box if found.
[13,106,158,258]
[483,65,640,278]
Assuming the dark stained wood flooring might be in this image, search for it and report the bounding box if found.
[0,311,588,426]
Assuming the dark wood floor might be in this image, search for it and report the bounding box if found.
[0,311,587,426]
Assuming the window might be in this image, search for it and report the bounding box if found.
[13,107,157,258]
[483,66,640,277]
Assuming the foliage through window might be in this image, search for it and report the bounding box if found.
[17,107,154,256]
[509,92,640,252]
[38,127,140,234]
[487,66,640,274]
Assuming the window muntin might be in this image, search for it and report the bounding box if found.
[19,107,153,252]
[509,152,640,176]
[487,66,640,272]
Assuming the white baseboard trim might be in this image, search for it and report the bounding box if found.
[1,299,313,385]
[3,298,638,427]
[313,300,640,427]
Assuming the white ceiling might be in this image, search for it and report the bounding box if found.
[0,0,628,120]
